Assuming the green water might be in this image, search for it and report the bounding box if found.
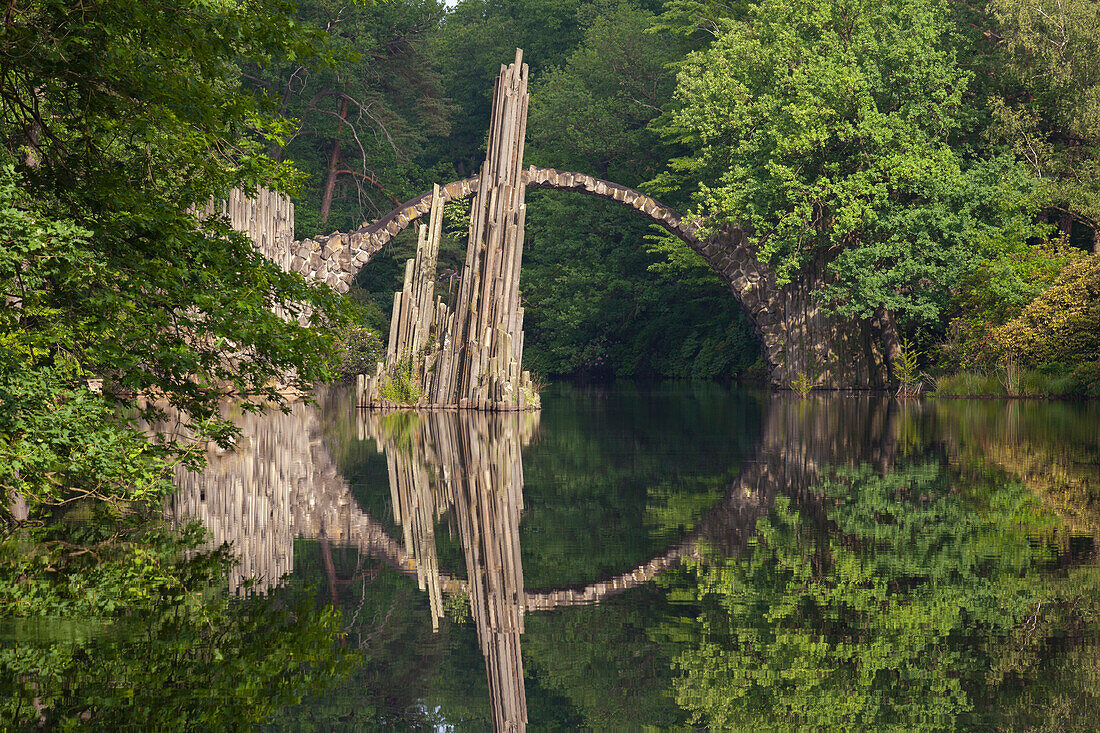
[256,384,1100,730]
[13,383,1096,729]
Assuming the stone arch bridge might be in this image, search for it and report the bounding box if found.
[236,167,895,389]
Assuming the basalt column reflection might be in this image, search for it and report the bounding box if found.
[359,409,538,732]
[166,404,311,592]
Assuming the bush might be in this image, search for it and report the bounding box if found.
[933,371,1005,396]
[937,241,1085,372]
[932,365,1096,398]
[993,256,1100,367]
[1069,360,1100,398]
[377,358,422,404]
[330,325,384,384]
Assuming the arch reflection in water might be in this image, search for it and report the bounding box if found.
[354,395,899,732]
[167,388,900,730]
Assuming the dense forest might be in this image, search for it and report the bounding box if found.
[1,0,1099,726]
[267,0,1099,390]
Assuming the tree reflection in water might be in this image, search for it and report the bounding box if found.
[671,400,1100,731]
[0,514,350,729]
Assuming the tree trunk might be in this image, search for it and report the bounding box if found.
[7,489,28,522]
[319,140,341,225]
[874,306,902,380]
[1058,211,1074,242]
[319,99,348,226]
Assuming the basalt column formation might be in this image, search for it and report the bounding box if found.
[358,49,539,411]
[357,185,450,409]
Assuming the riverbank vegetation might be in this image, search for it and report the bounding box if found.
[0,0,355,724]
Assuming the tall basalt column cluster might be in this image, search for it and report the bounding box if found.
[358,50,539,411]
[446,49,531,410]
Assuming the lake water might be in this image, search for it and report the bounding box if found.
[170,382,1100,730]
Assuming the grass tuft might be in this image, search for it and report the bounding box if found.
[933,368,1088,398]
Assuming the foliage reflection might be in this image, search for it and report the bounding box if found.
[671,423,1100,730]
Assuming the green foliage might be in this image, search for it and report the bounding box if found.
[443,589,472,624]
[931,370,1004,397]
[329,324,384,384]
[893,338,923,397]
[931,367,1090,398]
[521,194,759,379]
[527,0,677,188]
[377,358,422,404]
[0,367,354,727]
[937,240,1086,372]
[0,372,177,543]
[657,0,1042,325]
[788,372,815,398]
[0,1,348,437]
[992,256,1100,369]
[1,536,351,730]
[253,0,455,237]
[481,0,757,380]
[428,0,590,174]
[986,0,1100,246]
[0,4,361,725]
[671,462,1076,730]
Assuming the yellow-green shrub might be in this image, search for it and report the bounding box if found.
[937,241,1086,372]
[993,256,1100,367]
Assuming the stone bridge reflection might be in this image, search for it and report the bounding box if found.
[168,391,897,731]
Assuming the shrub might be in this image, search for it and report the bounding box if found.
[938,241,1086,372]
[893,338,924,397]
[993,256,1100,367]
[933,365,1095,398]
[377,358,421,404]
[1069,360,1100,398]
[933,371,1004,396]
[1021,365,1080,397]
[790,372,816,397]
[330,325,383,384]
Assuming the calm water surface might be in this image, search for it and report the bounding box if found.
[170,382,1100,730]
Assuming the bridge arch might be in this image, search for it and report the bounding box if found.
[294,166,893,388]
[350,167,702,266]
[334,167,772,317]
[316,166,786,367]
